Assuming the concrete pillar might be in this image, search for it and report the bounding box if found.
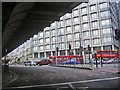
[112,45,115,51]
[65,50,67,55]
[73,49,76,55]
[44,52,46,58]
[51,51,53,56]
[38,52,40,58]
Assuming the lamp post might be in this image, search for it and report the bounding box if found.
[79,33,83,65]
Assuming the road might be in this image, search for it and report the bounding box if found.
[2,65,120,90]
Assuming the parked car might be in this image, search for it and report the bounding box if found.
[36,59,52,66]
[24,61,36,66]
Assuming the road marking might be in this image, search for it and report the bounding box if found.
[69,83,76,90]
[5,77,120,89]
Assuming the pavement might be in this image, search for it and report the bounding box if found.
[51,63,120,74]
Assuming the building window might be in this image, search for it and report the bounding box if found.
[75,41,79,47]
[60,21,64,27]
[60,43,65,49]
[66,19,71,26]
[74,33,79,40]
[33,40,38,45]
[33,47,38,51]
[102,28,111,35]
[39,46,44,51]
[45,31,50,36]
[51,29,55,36]
[67,34,72,41]
[39,39,43,44]
[93,38,100,45]
[84,39,90,46]
[99,2,108,9]
[45,38,50,44]
[91,21,98,28]
[83,31,90,38]
[39,33,43,37]
[34,53,38,58]
[66,27,72,33]
[52,37,56,43]
[92,30,99,36]
[81,7,87,14]
[90,5,96,12]
[100,10,109,18]
[103,37,112,44]
[45,45,50,50]
[74,25,80,32]
[59,35,64,42]
[52,44,55,50]
[91,13,97,20]
[101,19,110,26]
[82,23,89,30]
[59,28,64,35]
[73,9,79,16]
[65,13,71,18]
[103,45,112,50]
[73,17,79,24]
[93,47,101,51]
[82,15,88,22]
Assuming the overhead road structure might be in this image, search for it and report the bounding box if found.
[2,2,85,57]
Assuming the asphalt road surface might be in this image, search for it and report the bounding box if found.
[2,65,120,90]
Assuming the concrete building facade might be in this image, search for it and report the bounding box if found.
[8,1,120,62]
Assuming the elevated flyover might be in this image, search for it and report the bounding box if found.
[2,2,85,56]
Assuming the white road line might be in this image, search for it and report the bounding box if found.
[69,83,76,90]
[5,77,120,89]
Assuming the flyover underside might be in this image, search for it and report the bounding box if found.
[2,2,82,57]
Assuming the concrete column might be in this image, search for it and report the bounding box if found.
[38,52,40,58]
[73,49,76,55]
[51,51,53,56]
[44,52,46,58]
[112,45,115,51]
[65,50,67,55]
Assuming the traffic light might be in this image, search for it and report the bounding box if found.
[115,29,120,41]
[56,47,59,55]
[69,43,71,50]
[88,45,91,51]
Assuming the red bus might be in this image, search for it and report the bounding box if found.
[92,50,119,59]
[49,55,83,64]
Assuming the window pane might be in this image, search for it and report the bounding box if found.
[102,28,111,35]
[66,19,71,26]
[92,30,99,36]
[100,3,108,9]
[83,31,90,38]
[66,27,72,33]
[82,15,88,21]
[75,33,79,40]
[81,7,87,14]
[103,37,112,44]
[74,25,80,32]
[91,21,98,28]
[100,11,109,18]
[90,5,96,11]
[73,9,79,16]
[84,39,90,46]
[101,19,110,26]
[93,38,100,45]
[91,13,97,20]
[82,23,89,30]
[73,17,79,24]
